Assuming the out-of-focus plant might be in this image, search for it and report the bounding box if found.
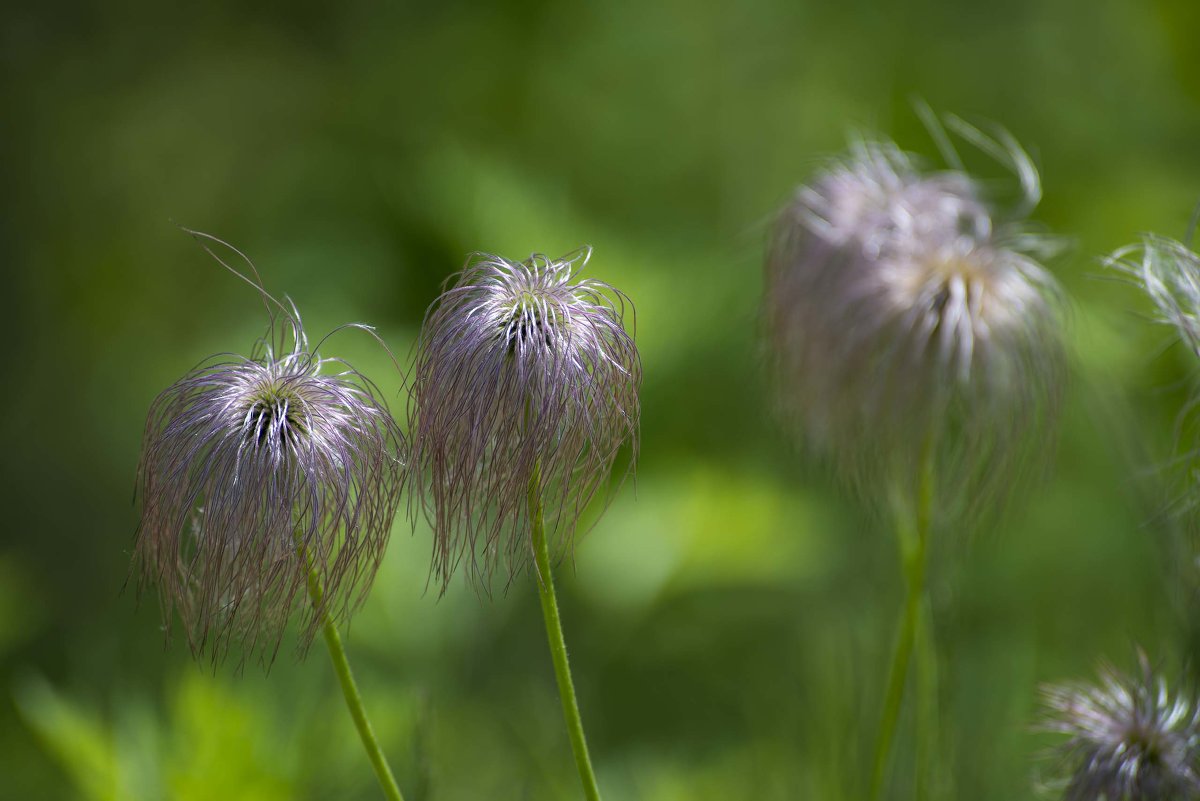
[766,113,1067,798]
[1040,650,1200,801]
[15,672,295,801]
[1107,231,1200,646]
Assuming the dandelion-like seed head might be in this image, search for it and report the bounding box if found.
[135,237,405,665]
[410,248,641,591]
[1108,235,1200,359]
[1041,653,1200,801]
[1109,234,1200,536]
[766,130,1065,518]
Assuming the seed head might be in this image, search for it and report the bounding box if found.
[1108,234,1200,546]
[1041,652,1200,801]
[765,130,1065,518]
[410,248,641,591]
[135,237,405,665]
[1108,235,1200,359]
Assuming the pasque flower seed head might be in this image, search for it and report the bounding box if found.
[410,248,641,590]
[1042,652,1200,801]
[1109,234,1200,359]
[766,131,1065,519]
[135,236,405,664]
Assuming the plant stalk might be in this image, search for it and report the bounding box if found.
[914,596,940,800]
[869,452,935,801]
[528,466,603,801]
[301,543,405,801]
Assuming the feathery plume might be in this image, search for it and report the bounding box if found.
[410,247,640,590]
[765,126,1065,518]
[1107,233,1200,591]
[1108,234,1200,359]
[134,235,405,664]
[1041,652,1200,801]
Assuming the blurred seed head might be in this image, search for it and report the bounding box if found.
[1041,652,1200,801]
[410,248,641,591]
[1108,235,1200,359]
[765,127,1066,519]
[135,235,405,665]
[1108,234,1200,585]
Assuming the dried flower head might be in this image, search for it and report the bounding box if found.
[765,124,1065,518]
[135,235,405,664]
[1041,652,1200,801]
[1108,233,1200,560]
[1108,234,1200,359]
[410,247,641,590]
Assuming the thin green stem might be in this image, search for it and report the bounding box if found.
[914,596,940,801]
[869,453,935,801]
[528,465,603,801]
[300,543,405,801]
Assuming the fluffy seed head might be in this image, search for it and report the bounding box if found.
[410,248,641,590]
[765,131,1065,518]
[1109,234,1200,543]
[1108,235,1200,359]
[135,240,405,665]
[1041,652,1200,801]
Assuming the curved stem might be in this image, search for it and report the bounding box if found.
[869,453,935,801]
[301,546,405,801]
[528,467,603,801]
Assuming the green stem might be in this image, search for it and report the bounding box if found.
[914,596,939,801]
[528,466,603,801]
[301,544,405,801]
[869,454,935,801]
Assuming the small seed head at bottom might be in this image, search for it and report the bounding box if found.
[1041,652,1200,801]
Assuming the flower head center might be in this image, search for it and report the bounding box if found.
[503,290,564,351]
[1124,719,1166,761]
[242,382,307,449]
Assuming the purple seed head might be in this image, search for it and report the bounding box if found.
[410,248,641,591]
[135,237,405,665]
[1041,652,1200,801]
[765,131,1065,520]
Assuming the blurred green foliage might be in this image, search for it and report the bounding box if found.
[4,0,1200,799]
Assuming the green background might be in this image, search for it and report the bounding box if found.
[4,0,1200,798]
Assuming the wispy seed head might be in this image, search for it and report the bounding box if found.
[1108,234,1200,359]
[765,130,1065,519]
[1041,652,1200,801]
[410,248,641,591]
[135,237,405,666]
[1108,234,1200,535]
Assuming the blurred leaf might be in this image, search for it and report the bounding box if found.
[166,673,293,801]
[15,674,297,801]
[15,676,123,801]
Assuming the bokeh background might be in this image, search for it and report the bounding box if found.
[5,0,1200,798]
